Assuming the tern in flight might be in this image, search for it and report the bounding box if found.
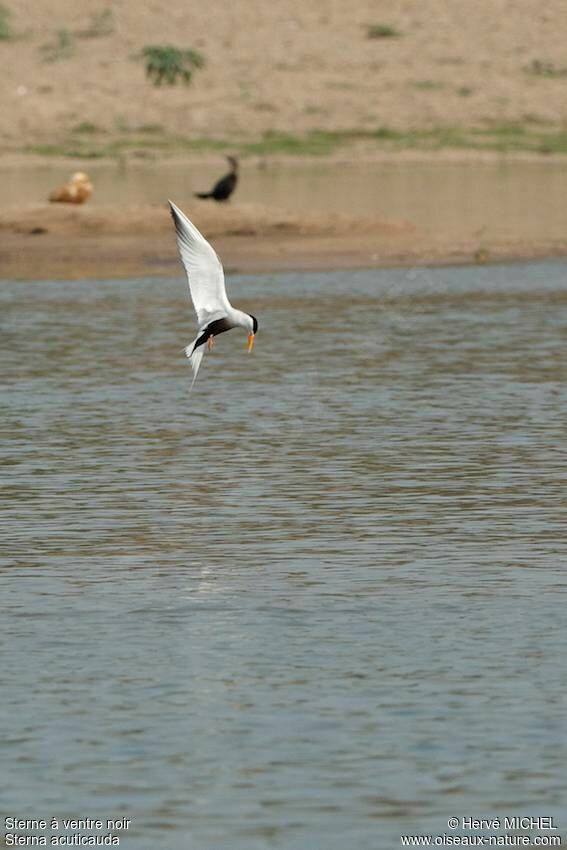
[169,201,258,390]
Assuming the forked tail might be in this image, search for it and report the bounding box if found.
[184,339,205,393]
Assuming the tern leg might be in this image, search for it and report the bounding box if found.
[208,335,214,351]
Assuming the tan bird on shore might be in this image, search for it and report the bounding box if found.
[48,172,93,204]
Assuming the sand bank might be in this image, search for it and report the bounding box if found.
[1,202,566,281]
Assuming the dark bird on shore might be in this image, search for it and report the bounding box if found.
[194,156,239,202]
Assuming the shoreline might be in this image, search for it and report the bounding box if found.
[3,146,567,170]
[2,201,567,280]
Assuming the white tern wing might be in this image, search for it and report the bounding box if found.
[168,200,232,327]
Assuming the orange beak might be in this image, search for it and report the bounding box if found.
[247,332,255,353]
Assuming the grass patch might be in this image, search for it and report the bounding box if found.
[22,122,567,160]
[139,45,205,86]
[303,105,328,116]
[241,131,342,156]
[0,2,12,40]
[136,123,164,133]
[72,122,100,134]
[371,126,398,140]
[366,23,401,39]
[475,122,526,137]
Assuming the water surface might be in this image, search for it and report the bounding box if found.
[1,263,567,848]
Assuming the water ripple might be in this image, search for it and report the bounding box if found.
[1,263,567,848]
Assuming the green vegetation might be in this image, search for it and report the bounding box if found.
[0,2,12,40]
[366,24,401,39]
[241,131,340,156]
[78,8,115,38]
[40,29,75,62]
[372,126,399,140]
[136,123,164,133]
[139,45,205,86]
[303,105,328,116]
[525,59,567,78]
[20,122,567,161]
[72,122,100,134]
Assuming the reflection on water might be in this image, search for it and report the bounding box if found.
[3,159,567,240]
[1,263,567,849]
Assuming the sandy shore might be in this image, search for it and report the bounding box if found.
[2,201,567,281]
[4,1,567,146]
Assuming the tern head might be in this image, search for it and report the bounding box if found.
[247,314,258,353]
[227,155,239,171]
